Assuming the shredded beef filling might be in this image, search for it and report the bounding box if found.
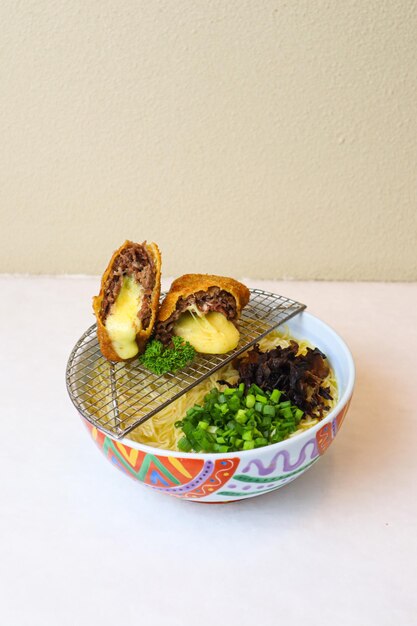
[155,287,237,345]
[100,243,156,330]
[235,342,332,419]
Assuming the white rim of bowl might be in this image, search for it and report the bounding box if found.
[87,311,355,459]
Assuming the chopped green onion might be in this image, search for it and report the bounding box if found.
[235,409,248,424]
[242,431,253,441]
[270,389,281,403]
[245,394,256,409]
[178,437,192,452]
[175,385,304,453]
[228,396,241,411]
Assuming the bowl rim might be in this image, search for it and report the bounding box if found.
[86,311,355,459]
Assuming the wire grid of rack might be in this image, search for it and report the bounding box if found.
[66,289,306,439]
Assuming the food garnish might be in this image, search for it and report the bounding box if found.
[140,337,196,375]
[175,383,304,453]
[236,342,332,418]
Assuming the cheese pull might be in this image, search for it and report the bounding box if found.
[173,309,240,354]
[105,277,143,359]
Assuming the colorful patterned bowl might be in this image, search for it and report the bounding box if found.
[79,312,354,502]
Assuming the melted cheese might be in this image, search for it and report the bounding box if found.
[173,307,240,354]
[105,277,143,359]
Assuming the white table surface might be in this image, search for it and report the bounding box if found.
[1,276,416,626]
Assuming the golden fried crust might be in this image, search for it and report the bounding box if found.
[158,274,250,323]
[92,240,161,361]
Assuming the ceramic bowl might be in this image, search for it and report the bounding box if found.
[78,311,354,503]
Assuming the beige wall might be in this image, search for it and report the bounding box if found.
[1,0,416,280]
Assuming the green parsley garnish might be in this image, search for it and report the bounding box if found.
[140,337,195,375]
[175,383,304,453]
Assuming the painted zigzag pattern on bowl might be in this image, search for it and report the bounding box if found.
[85,420,239,499]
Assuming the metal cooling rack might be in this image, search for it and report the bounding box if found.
[66,289,306,439]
